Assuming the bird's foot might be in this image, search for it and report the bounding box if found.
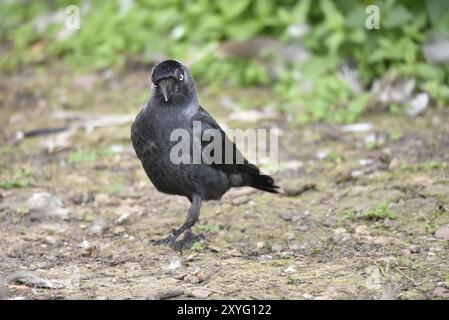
[169,229,204,252]
[148,233,176,246]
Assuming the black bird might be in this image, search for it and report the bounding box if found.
[131,60,279,249]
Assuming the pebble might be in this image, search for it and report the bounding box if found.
[283,265,297,273]
[231,196,249,206]
[94,193,110,206]
[148,288,184,300]
[279,212,293,221]
[271,243,283,253]
[283,160,304,171]
[44,236,59,246]
[284,232,295,240]
[184,275,200,284]
[27,192,71,220]
[189,289,212,299]
[283,182,316,197]
[435,226,449,240]
[433,287,449,298]
[388,158,401,170]
[116,212,130,225]
[88,219,107,236]
[301,293,314,300]
[167,257,182,271]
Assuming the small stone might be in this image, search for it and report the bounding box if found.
[284,232,295,240]
[27,192,70,220]
[406,92,429,116]
[341,123,373,133]
[283,181,316,197]
[302,293,314,300]
[44,236,59,246]
[256,241,265,249]
[355,225,370,235]
[148,288,184,300]
[189,289,212,299]
[411,176,433,188]
[116,212,130,225]
[334,227,347,234]
[359,158,374,166]
[283,160,304,171]
[88,219,107,236]
[290,243,305,252]
[184,275,200,284]
[279,212,293,221]
[167,257,181,271]
[383,219,397,229]
[400,248,411,256]
[316,150,328,160]
[283,265,297,273]
[196,271,209,283]
[409,245,421,253]
[435,226,449,240]
[79,240,91,250]
[113,226,126,234]
[271,243,283,253]
[389,158,401,170]
[94,193,110,206]
[231,196,249,206]
[433,287,449,298]
[36,261,52,269]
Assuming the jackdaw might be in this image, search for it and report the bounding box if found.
[131,60,279,249]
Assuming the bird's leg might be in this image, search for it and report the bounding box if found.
[149,195,202,246]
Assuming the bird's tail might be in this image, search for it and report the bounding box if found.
[249,173,280,194]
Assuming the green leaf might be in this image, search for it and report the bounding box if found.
[217,0,251,19]
[383,5,413,28]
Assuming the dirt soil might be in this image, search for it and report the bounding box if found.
[1,65,448,300]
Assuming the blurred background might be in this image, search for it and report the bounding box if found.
[1,0,449,122]
[1,0,449,300]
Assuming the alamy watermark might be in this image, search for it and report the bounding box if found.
[159,122,279,175]
[365,5,380,30]
[65,5,80,30]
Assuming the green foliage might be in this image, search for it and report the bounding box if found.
[275,64,372,123]
[1,0,449,122]
[346,203,397,220]
[199,223,221,233]
[68,146,119,164]
[192,241,205,252]
[17,204,30,215]
[68,149,97,163]
[400,161,446,172]
[107,183,124,194]
[0,167,33,190]
[360,203,397,220]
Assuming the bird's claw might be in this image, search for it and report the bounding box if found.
[148,234,176,246]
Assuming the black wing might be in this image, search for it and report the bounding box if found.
[192,106,279,193]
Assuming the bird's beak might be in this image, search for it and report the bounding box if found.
[158,78,174,102]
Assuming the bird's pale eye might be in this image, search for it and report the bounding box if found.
[178,74,184,81]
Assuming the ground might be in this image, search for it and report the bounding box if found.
[0,65,448,300]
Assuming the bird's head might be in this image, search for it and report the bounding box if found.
[150,60,196,105]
